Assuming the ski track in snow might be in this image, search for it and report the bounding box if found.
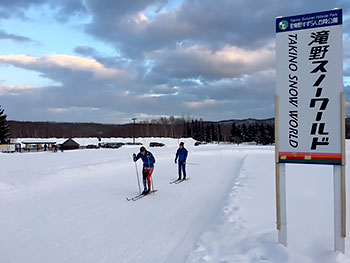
[186,147,350,263]
[186,150,288,263]
[2,139,350,263]
[0,140,246,263]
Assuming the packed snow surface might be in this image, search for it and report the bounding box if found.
[1,138,350,262]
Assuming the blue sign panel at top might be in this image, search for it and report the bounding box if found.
[276,9,342,33]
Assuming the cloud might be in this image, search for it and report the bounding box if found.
[48,107,70,113]
[73,46,98,57]
[345,68,350,77]
[81,0,350,58]
[2,1,350,56]
[150,44,275,79]
[0,49,277,122]
[48,106,99,114]
[73,45,131,69]
[201,71,273,97]
[86,0,168,18]
[0,0,46,20]
[0,85,38,95]
[151,84,179,95]
[0,54,127,80]
[0,0,349,123]
[0,30,36,43]
[50,0,88,21]
[0,53,141,122]
[0,0,87,21]
[184,99,219,109]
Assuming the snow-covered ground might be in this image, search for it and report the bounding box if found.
[1,138,350,262]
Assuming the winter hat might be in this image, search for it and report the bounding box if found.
[179,142,184,146]
[140,146,146,152]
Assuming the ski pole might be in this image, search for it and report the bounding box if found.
[134,161,141,193]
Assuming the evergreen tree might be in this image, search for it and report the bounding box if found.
[211,124,218,142]
[236,125,243,143]
[217,124,223,143]
[247,124,256,142]
[230,122,239,144]
[266,124,275,144]
[256,124,267,144]
[200,119,206,141]
[0,106,10,143]
[241,123,248,142]
[205,124,211,142]
[230,122,237,138]
[192,120,201,141]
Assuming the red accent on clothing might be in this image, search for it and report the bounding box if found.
[144,167,154,189]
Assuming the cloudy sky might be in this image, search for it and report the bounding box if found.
[0,0,349,123]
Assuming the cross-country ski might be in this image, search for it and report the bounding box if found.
[169,179,180,184]
[126,193,143,201]
[174,178,190,184]
[126,190,158,201]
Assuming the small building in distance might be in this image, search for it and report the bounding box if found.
[22,141,57,152]
[61,138,80,150]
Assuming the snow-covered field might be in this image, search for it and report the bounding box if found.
[1,138,350,263]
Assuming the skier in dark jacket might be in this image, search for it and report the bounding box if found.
[133,146,156,195]
[175,142,188,180]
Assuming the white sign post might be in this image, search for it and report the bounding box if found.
[275,9,345,252]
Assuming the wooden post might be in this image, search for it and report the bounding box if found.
[334,92,346,253]
[275,95,287,246]
[341,165,346,238]
[276,164,281,230]
[341,92,346,238]
[278,163,287,245]
[334,166,345,253]
[275,96,281,230]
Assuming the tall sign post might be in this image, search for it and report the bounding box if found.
[275,9,345,252]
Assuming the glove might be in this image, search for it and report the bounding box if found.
[147,154,152,159]
[175,159,177,164]
[133,153,136,158]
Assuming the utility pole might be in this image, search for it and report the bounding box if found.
[132,118,137,144]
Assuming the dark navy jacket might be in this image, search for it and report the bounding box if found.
[175,148,188,163]
[134,151,155,168]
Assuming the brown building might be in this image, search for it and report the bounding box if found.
[61,139,80,150]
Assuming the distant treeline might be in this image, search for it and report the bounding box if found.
[8,117,350,144]
[8,117,276,144]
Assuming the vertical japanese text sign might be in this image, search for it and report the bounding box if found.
[276,9,343,165]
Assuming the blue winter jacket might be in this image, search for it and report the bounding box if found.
[134,151,155,168]
[175,148,188,163]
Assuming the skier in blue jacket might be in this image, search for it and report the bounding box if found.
[133,146,156,195]
[175,142,188,180]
